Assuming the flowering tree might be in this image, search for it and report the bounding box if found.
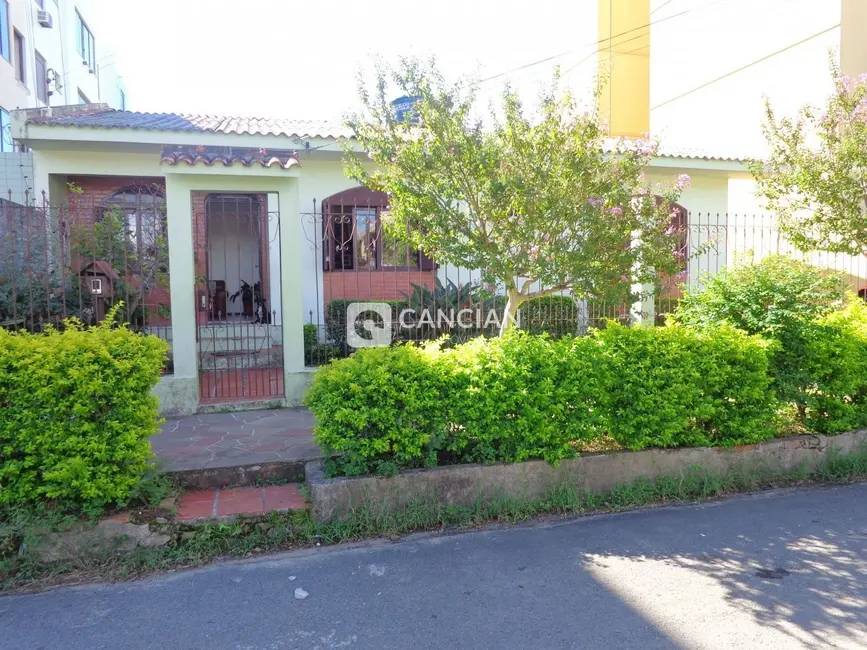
[345,60,688,334]
[750,65,867,254]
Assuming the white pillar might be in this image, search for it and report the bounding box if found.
[267,193,282,326]
[630,282,656,327]
[278,180,305,378]
[630,227,656,327]
[164,175,198,380]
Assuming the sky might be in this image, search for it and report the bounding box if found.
[91,0,599,119]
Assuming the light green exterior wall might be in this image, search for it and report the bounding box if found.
[21,128,749,416]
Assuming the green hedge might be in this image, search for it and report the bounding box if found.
[674,256,867,432]
[675,255,849,405]
[305,325,777,476]
[0,316,168,505]
[799,302,867,434]
[596,323,776,449]
[439,334,609,464]
[324,299,409,349]
[304,344,446,477]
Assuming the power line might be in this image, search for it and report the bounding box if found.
[650,23,839,109]
[478,0,722,84]
[650,0,678,16]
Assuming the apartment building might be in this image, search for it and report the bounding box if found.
[0,0,127,202]
[597,0,867,158]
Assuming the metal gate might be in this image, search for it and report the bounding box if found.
[195,193,283,404]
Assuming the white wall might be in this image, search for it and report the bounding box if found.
[0,0,126,112]
[207,211,261,315]
[649,0,842,158]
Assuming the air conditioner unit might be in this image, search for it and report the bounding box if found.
[37,11,53,28]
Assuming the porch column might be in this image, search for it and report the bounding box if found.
[277,179,307,404]
[630,227,656,327]
[164,175,199,403]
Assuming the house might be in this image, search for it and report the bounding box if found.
[0,0,127,204]
[9,102,790,417]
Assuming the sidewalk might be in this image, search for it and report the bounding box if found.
[151,408,320,472]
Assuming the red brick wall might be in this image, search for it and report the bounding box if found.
[66,176,171,325]
[324,270,434,302]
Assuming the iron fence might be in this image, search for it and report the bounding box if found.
[301,208,867,365]
[0,189,174,372]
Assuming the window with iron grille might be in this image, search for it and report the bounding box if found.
[322,191,431,271]
[98,185,168,275]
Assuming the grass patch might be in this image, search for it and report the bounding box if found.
[3,445,867,593]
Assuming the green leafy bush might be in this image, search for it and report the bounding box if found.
[324,299,408,349]
[676,255,849,404]
[304,343,446,476]
[596,323,777,449]
[0,314,168,505]
[799,302,867,434]
[303,323,341,366]
[439,333,609,464]
[676,255,848,333]
[306,324,779,477]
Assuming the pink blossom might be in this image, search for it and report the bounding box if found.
[609,206,623,216]
[675,173,691,190]
[588,197,603,207]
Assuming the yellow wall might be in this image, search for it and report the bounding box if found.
[598,0,651,137]
[841,0,867,76]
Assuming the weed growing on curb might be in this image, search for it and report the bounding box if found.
[3,445,867,592]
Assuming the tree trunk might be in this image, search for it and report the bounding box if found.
[500,288,527,336]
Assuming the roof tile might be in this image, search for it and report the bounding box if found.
[27,108,351,140]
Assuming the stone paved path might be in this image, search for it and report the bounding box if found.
[151,408,320,472]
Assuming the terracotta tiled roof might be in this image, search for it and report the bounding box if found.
[26,107,350,140]
[24,105,750,163]
[601,137,750,163]
[159,146,300,169]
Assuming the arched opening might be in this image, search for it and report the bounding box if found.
[321,187,434,272]
[203,193,268,322]
[98,183,168,275]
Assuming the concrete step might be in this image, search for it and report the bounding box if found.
[199,349,283,370]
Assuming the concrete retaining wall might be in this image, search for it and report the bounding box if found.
[306,430,867,522]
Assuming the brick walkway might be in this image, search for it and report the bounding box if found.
[151,408,320,472]
[175,484,307,521]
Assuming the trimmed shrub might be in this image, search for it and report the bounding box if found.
[0,315,168,505]
[304,343,446,476]
[306,324,779,476]
[439,332,609,464]
[675,255,849,404]
[595,323,778,449]
[800,302,867,434]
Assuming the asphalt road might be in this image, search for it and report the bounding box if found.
[3,484,867,650]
